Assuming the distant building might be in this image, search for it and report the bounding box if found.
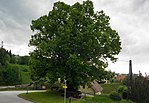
[114,74,127,82]
[117,74,126,82]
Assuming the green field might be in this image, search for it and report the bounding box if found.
[101,83,122,94]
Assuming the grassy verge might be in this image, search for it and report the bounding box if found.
[18,83,132,103]
[18,91,134,103]
[18,91,79,103]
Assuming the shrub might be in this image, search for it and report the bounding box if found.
[109,91,121,103]
[117,86,127,94]
[117,86,128,99]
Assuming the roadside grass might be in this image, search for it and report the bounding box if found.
[18,91,79,103]
[18,91,134,103]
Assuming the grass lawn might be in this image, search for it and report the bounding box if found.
[101,83,122,94]
[18,91,134,103]
[18,91,79,103]
[80,95,133,103]
[18,83,131,103]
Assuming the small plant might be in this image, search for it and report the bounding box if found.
[110,91,121,103]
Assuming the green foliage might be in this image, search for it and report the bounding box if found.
[81,95,133,103]
[0,46,31,85]
[0,64,31,85]
[0,48,7,65]
[117,86,127,94]
[117,85,128,100]
[29,0,121,91]
[104,70,115,82]
[20,70,31,84]
[0,47,29,65]
[0,64,21,85]
[128,72,149,103]
[13,64,31,84]
[110,91,122,102]
[19,56,30,65]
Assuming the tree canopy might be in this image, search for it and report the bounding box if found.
[29,0,121,91]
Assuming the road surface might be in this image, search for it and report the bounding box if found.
[0,91,32,103]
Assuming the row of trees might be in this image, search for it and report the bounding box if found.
[0,47,29,66]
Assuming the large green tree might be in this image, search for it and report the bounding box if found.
[29,0,121,91]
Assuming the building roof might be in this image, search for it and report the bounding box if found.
[90,80,103,93]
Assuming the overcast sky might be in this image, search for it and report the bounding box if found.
[0,0,149,74]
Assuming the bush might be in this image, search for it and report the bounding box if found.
[110,91,121,102]
[128,72,149,103]
[117,86,128,99]
[117,86,127,94]
[1,64,21,85]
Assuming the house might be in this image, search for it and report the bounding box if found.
[80,80,103,95]
[114,74,127,82]
[116,74,126,82]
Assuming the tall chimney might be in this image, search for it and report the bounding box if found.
[129,60,132,80]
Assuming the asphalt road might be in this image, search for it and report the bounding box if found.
[0,91,32,103]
